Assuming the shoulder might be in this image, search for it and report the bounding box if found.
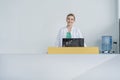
[59,26,66,32]
[73,26,79,29]
[72,27,80,31]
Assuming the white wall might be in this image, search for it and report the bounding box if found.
[118,0,120,52]
[118,0,120,18]
[0,0,118,54]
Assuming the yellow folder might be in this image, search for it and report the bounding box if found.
[48,47,99,54]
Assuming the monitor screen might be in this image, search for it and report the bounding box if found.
[62,38,84,47]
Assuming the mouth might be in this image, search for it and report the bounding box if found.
[68,22,72,24]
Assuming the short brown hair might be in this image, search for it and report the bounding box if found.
[66,13,75,21]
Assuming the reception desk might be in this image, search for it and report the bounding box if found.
[48,47,99,54]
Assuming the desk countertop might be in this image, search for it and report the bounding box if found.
[0,54,120,80]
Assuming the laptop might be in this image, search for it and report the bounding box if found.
[62,38,84,47]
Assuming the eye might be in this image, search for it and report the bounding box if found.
[67,18,70,20]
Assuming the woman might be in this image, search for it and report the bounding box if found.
[56,13,84,47]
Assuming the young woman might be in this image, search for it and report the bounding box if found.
[56,13,84,47]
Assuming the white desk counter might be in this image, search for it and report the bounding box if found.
[0,54,120,80]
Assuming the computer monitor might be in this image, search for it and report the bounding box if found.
[62,38,84,47]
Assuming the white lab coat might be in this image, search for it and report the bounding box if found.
[56,26,85,47]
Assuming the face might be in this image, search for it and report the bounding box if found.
[66,16,75,27]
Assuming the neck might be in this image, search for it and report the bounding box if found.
[67,25,72,32]
[67,25,72,28]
